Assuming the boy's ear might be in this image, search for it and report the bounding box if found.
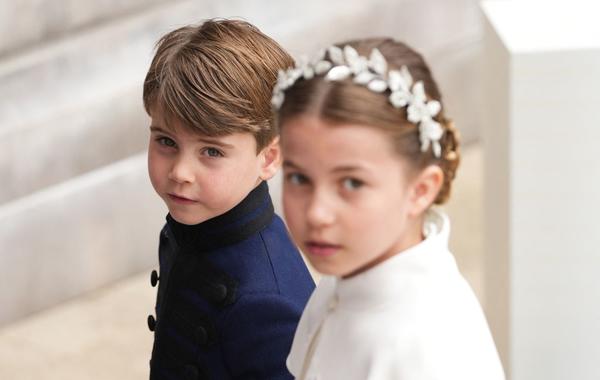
[258,136,282,181]
[408,165,444,217]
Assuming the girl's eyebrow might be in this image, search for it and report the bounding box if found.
[284,160,373,176]
[332,165,366,173]
[282,160,300,169]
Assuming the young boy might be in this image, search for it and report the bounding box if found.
[142,19,315,379]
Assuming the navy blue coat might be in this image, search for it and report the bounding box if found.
[148,181,315,379]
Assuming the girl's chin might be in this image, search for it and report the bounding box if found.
[311,259,373,279]
[309,261,353,278]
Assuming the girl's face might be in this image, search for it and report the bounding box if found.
[281,115,426,278]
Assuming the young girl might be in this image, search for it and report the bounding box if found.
[272,38,505,379]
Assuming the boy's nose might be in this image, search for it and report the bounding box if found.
[168,157,195,184]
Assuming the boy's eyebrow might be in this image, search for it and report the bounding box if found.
[195,137,234,149]
[149,125,169,134]
[149,126,234,149]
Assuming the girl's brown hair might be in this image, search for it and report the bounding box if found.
[143,19,294,151]
[276,38,460,204]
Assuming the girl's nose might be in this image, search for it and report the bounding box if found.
[306,191,336,228]
[168,156,195,184]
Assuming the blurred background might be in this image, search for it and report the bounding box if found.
[1,0,598,379]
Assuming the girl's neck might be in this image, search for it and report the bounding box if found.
[342,214,425,279]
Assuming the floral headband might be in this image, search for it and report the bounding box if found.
[271,45,444,158]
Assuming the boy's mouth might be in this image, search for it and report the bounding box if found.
[167,193,197,204]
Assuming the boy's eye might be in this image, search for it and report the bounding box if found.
[286,172,309,186]
[202,147,224,157]
[342,177,364,191]
[156,137,176,148]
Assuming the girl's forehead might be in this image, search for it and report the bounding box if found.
[282,116,393,150]
[282,117,406,170]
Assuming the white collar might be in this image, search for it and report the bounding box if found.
[334,208,454,309]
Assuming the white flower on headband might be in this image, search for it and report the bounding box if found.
[325,65,351,81]
[419,119,444,158]
[407,82,443,156]
[408,82,441,120]
[345,46,368,74]
[297,56,314,80]
[388,66,413,107]
[271,70,291,108]
[368,48,387,75]
[327,46,345,65]
[271,45,446,158]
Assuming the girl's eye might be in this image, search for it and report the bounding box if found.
[202,147,223,157]
[157,137,176,148]
[286,172,309,186]
[342,178,364,191]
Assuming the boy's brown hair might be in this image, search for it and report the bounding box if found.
[143,19,293,151]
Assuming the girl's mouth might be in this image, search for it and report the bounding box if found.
[305,241,341,257]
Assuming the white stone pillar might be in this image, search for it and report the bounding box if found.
[481,1,600,379]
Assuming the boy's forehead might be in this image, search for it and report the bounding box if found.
[149,106,185,131]
[149,109,212,137]
[150,121,227,140]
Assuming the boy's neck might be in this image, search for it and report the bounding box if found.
[166,181,274,252]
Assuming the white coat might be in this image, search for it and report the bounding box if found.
[287,209,505,380]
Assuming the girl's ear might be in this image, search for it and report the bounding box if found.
[408,165,444,217]
[258,136,282,181]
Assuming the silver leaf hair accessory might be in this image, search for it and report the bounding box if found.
[272,45,444,158]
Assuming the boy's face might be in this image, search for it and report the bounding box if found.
[147,111,279,225]
[281,115,427,279]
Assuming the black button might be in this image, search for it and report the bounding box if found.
[150,270,159,287]
[212,283,227,302]
[195,325,208,345]
[183,364,199,380]
[147,315,156,332]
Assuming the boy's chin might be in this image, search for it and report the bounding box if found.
[168,210,214,225]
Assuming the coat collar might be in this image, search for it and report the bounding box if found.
[166,181,274,252]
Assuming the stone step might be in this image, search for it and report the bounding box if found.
[0,153,166,326]
[0,0,175,57]
[0,86,149,205]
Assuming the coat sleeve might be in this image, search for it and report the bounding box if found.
[220,293,303,380]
